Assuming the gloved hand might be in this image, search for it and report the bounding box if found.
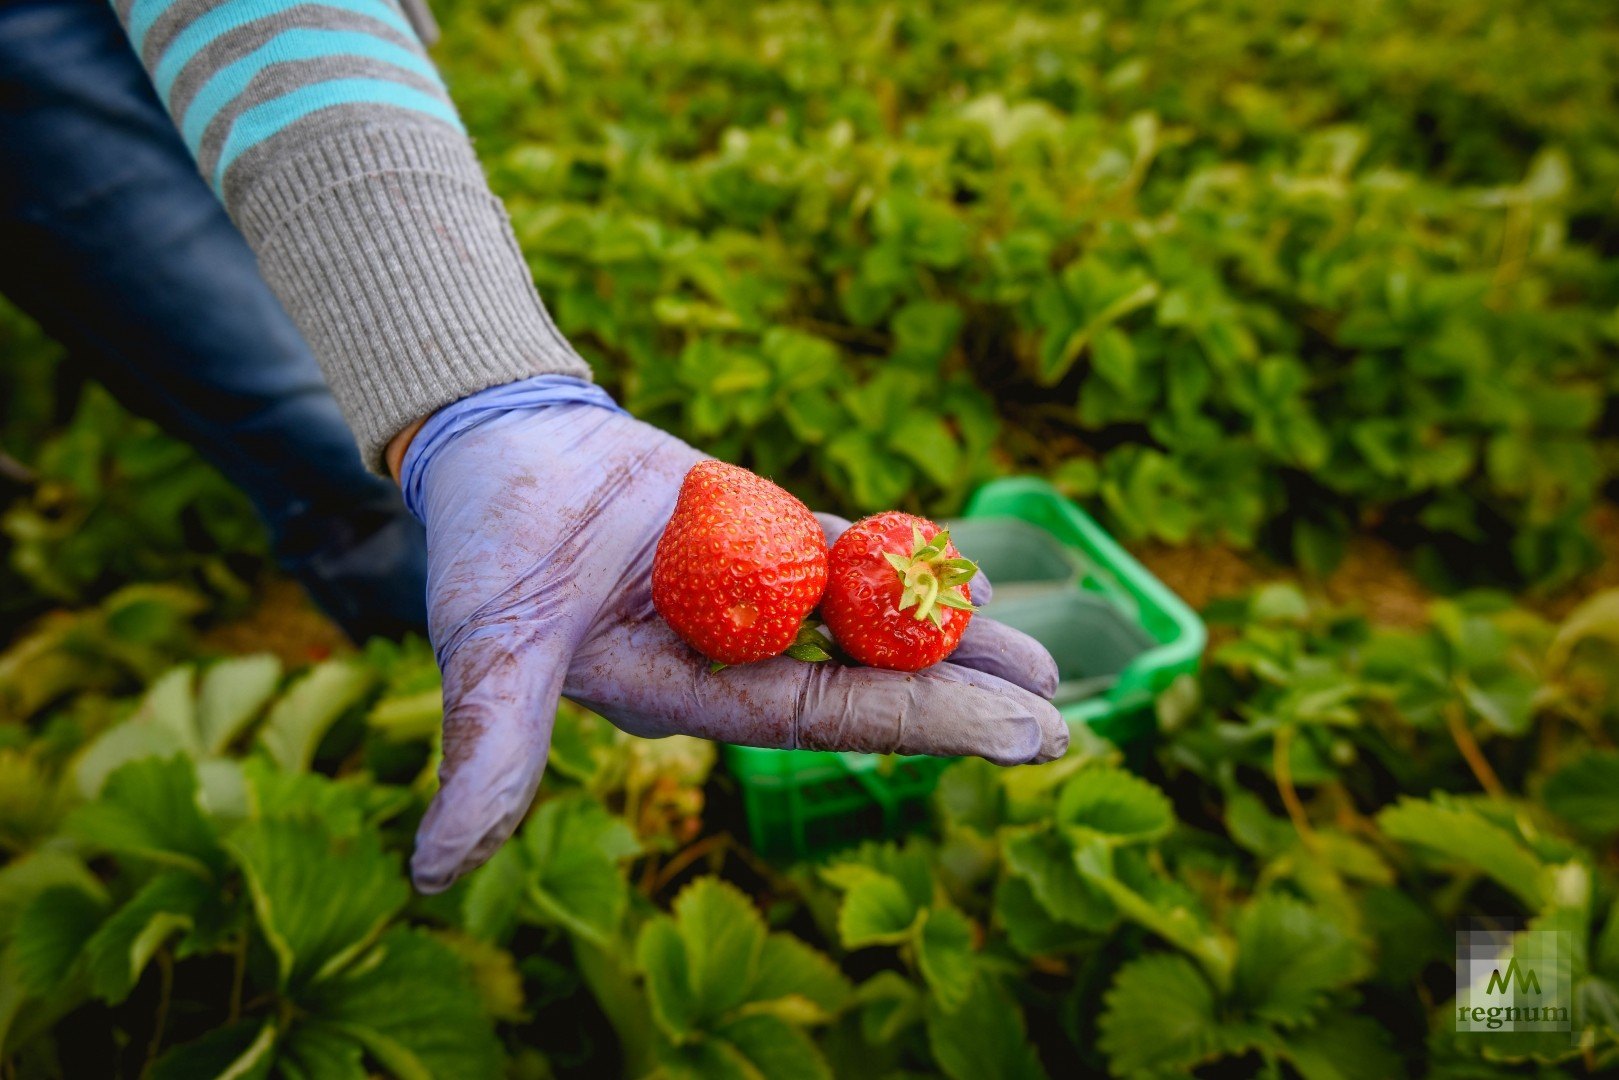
[400,376,1067,892]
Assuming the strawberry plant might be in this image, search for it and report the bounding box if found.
[3,0,1619,1075]
[1,583,1614,1075]
[434,0,1618,586]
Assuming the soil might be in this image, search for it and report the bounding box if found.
[1138,503,1619,628]
[198,576,350,665]
[1132,531,1435,627]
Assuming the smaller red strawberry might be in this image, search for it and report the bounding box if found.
[822,512,978,671]
[652,460,829,666]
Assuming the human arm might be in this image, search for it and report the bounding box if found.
[110,0,584,468]
[110,2,1066,892]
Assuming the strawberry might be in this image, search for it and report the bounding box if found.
[652,460,830,665]
[822,512,978,671]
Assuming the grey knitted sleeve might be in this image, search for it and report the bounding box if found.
[109,0,591,470]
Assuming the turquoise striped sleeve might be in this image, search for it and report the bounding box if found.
[211,77,462,188]
[115,0,456,190]
[179,28,441,155]
[106,0,593,472]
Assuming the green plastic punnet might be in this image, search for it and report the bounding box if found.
[724,477,1206,860]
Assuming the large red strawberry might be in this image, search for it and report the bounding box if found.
[822,512,978,671]
[652,460,829,665]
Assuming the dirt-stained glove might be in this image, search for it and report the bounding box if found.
[400,376,1067,892]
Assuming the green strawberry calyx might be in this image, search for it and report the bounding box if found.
[885,526,979,628]
[784,620,833,663]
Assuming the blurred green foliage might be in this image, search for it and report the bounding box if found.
[3,577,1619,1076]
[2,0,1619,1076]
[431,0,1619,587]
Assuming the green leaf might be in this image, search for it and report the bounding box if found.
[226,817,408,990]
[925,975,1048,1080]
[888,413,963,489]
[243,760,403,837]
[1099,953,1262,1078]
[461,842,525,943]
[1002,829,1114,930]
[1250,582,1311,623]
[1076,845,1233,985]
[1038,261,1160,383]
[891,300,963,370]
[258,659,375,772]
[934,758,1005,834]
[994,874,1091,956]
[1362,887,1447,986]
[522,794,639,946]
[136,666,202,755]
[638,878,772,1041]
[149,1020,277,1080]
[365,688,443,743]
[6,885,106,993]
[84,871,212,1003]
[821,842,934,910]
[0,750,62,852]
[1232,894,1369,1026]
[1542,750,1619,839]
[197,654,281,754]
[72,666,199,797]
[1596,896,1619,979]
[429,930,526,1022]
[780,389,844,445]
[65,756,220,877]
[854,970,924,1046]
[1547,588,1619,671]
[1090,327,1140,392]
[301,927,502,1080]
[1056,766,1174,842]
[1279,1014,1403,1080]
[0,850,105,942]
[827,867,923,948]
[711,1013,833,1080]
[1378,797,1548,910]
[917,905,976,1011]
[674,878,766,1022]
[745,933,852,1021]
[72,721,188,800]
[276,1021,365,1080]
[638,917,698,1041]
[655,1039,759,1080]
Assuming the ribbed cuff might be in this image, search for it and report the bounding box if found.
[236,125,590,472]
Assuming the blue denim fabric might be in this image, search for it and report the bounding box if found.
[0,0,429,640]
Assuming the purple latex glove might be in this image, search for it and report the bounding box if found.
[400,376,1066,892]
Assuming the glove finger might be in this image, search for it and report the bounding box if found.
[412,632,569,893]
[790,660,1066,763]
[812,510,994,605]
[945,615,1058,698]
[917,661,1069,762]
[568,620,1058,765]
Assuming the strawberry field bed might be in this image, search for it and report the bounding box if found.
[3,0,1619,1077]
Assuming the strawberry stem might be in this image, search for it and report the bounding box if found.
[888,528,978,627]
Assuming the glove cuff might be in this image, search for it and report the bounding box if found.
[398,375,625,522]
